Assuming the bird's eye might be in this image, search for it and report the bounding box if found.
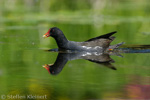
[51,29,54,32]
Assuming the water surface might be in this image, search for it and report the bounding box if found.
[1,0,150,100]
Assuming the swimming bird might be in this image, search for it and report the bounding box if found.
[43,27,123,52]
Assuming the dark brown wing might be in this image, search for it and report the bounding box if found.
[81,31,117,48]
[85,31,117,42]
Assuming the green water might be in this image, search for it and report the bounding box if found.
[1,0,150,100]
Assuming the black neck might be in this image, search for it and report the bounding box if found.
[53,34,68,49]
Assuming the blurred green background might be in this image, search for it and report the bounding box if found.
[0,0,150,100]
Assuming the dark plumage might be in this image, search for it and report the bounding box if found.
[43,27,123,52]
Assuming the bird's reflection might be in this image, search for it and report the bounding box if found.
[43,45,150,75]
[43,51,117,75]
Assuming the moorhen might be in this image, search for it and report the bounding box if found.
[43,27,123,52]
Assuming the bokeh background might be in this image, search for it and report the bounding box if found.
[0,0,150,100]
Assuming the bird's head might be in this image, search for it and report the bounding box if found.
[43,27,62,38]
[43,64,58,75]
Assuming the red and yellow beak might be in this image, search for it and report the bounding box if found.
[43,64,53,74]
[43,33,50,38]
[43,64,48,68]
[43,30,50,38]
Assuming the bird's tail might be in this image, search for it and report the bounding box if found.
[107,42,125,51]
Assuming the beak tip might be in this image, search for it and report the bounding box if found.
[43,64,46,67]
[43,35,46,38]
